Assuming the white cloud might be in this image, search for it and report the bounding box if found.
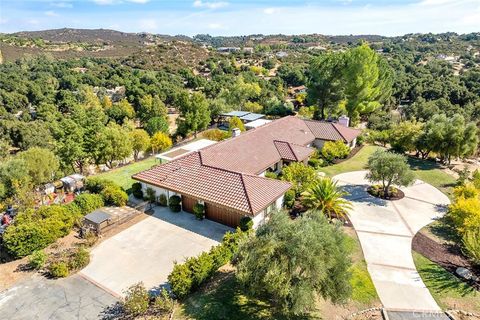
[45,11,59,17]
[193,0,229,10]
[0,18,8,24]
[92,0,149,5]
[263,8,278,15]
[50,1,73,8]
[128,0,150,3]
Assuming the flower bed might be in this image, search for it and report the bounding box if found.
[367,185,405,200]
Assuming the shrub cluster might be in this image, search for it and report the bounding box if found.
[122,283,174,317]
[169,195,181,212]
[86,177,128,206]
[131,182,143,199]
[48,247,91,278]
[264,171,278,179]
[168,230,247,298]
[283,189,295,209]
[308,157,325,169]
[3,205,81,257]
[2,192,105,258]
[193,203,205,220]
[321,140,350,163]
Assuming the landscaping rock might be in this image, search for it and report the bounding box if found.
[456,267,479,281]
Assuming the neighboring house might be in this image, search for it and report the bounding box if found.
[133,116,361,228]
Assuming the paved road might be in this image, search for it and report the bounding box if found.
[0,274,117,320]
[80,206,232,296]
[333,171,450,312]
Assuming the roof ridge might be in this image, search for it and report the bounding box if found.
[239,174,254,214]
[331,122,348,142]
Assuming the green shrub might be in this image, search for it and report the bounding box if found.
[68,247,90,271]
[3,222,54,257]
[283,189,295,209]
[308,157,324,169]
[28,250,47,270]
[49,261,69,278]
[85,177,117,194]
[187,252,214,287]
[462,229,480,265]
[158,194,167,206]
[169,195,181,212]
[73,194,104,215]
[239,216,253,231]
[101,185,128,206]
[152,288,174,314]
[131,182,143,199]
[122,282,150,316]
[193,203,205,220]
[146,187,156,203]
[168,262,193,298]
[265,171,278,179]
[321,140,350,163]
[209,243,232,269]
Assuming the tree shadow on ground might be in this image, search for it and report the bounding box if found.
[340,184,388,207]
[181,271,317,320]
[417,263,476,297]
[428,217,461,243]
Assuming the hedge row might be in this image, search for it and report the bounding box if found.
[167,230,247,298]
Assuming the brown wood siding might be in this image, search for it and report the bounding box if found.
[181,195,196,214]
[205,202,244,228]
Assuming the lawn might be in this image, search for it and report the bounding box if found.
[174,228,379,320]
[319,144,456,198]
[93,157,157,192]
[318,145,384,177]
[413,252,480,312]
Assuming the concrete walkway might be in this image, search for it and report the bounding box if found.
[333,171,450,312]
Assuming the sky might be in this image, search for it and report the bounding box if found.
[0,0,479,36]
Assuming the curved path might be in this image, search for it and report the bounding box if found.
[333,171,451,312]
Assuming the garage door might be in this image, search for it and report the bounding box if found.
[181,195,197,213]
[205,203,243,228]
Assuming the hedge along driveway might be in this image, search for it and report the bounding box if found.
[80,206,232,296]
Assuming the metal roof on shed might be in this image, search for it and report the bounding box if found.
[239,113,265,122]
[84,210,111,224]
[222,111,250,117]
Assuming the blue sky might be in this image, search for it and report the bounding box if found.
[0,0,479,36]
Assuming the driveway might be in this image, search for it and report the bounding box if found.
[333,171,450,312]
[0,274,117,320]
[80,206,232,296]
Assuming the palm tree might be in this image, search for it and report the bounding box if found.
[301,178,352,220]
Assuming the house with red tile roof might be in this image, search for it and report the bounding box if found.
[133,116,360,228]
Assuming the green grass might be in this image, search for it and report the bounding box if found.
[318,145,384,177]
[407,157,456,199]
[319,144,456,198]
[343,230,379,304]
[93,157,157,192]
[413,252,480,312]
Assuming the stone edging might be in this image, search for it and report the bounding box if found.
[446,309,480,319]
[345,307,383,319]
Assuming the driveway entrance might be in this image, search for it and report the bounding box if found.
[80,206,232,297]
[334,171,450,312]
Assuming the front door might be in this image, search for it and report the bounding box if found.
[181,195,196,213]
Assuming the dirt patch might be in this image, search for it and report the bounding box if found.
[448,310,480,320]
[412,232,479,288]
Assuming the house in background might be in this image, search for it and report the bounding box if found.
[133,116,361,228]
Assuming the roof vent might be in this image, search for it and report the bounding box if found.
[338,115,350,127]
[231,128,241,138]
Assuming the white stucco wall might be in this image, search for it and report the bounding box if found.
[252,211,265,229]
[140,182,179,203]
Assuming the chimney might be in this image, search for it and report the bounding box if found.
[338,115,350,127]
[231,128,241,138]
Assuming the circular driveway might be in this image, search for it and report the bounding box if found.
[333,171,450,312]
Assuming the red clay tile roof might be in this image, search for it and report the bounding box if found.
[200,116,315,175]
[133,116,361,216]
[304,120,361,143]
[132,152,291,215]
[274,140,313,162]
